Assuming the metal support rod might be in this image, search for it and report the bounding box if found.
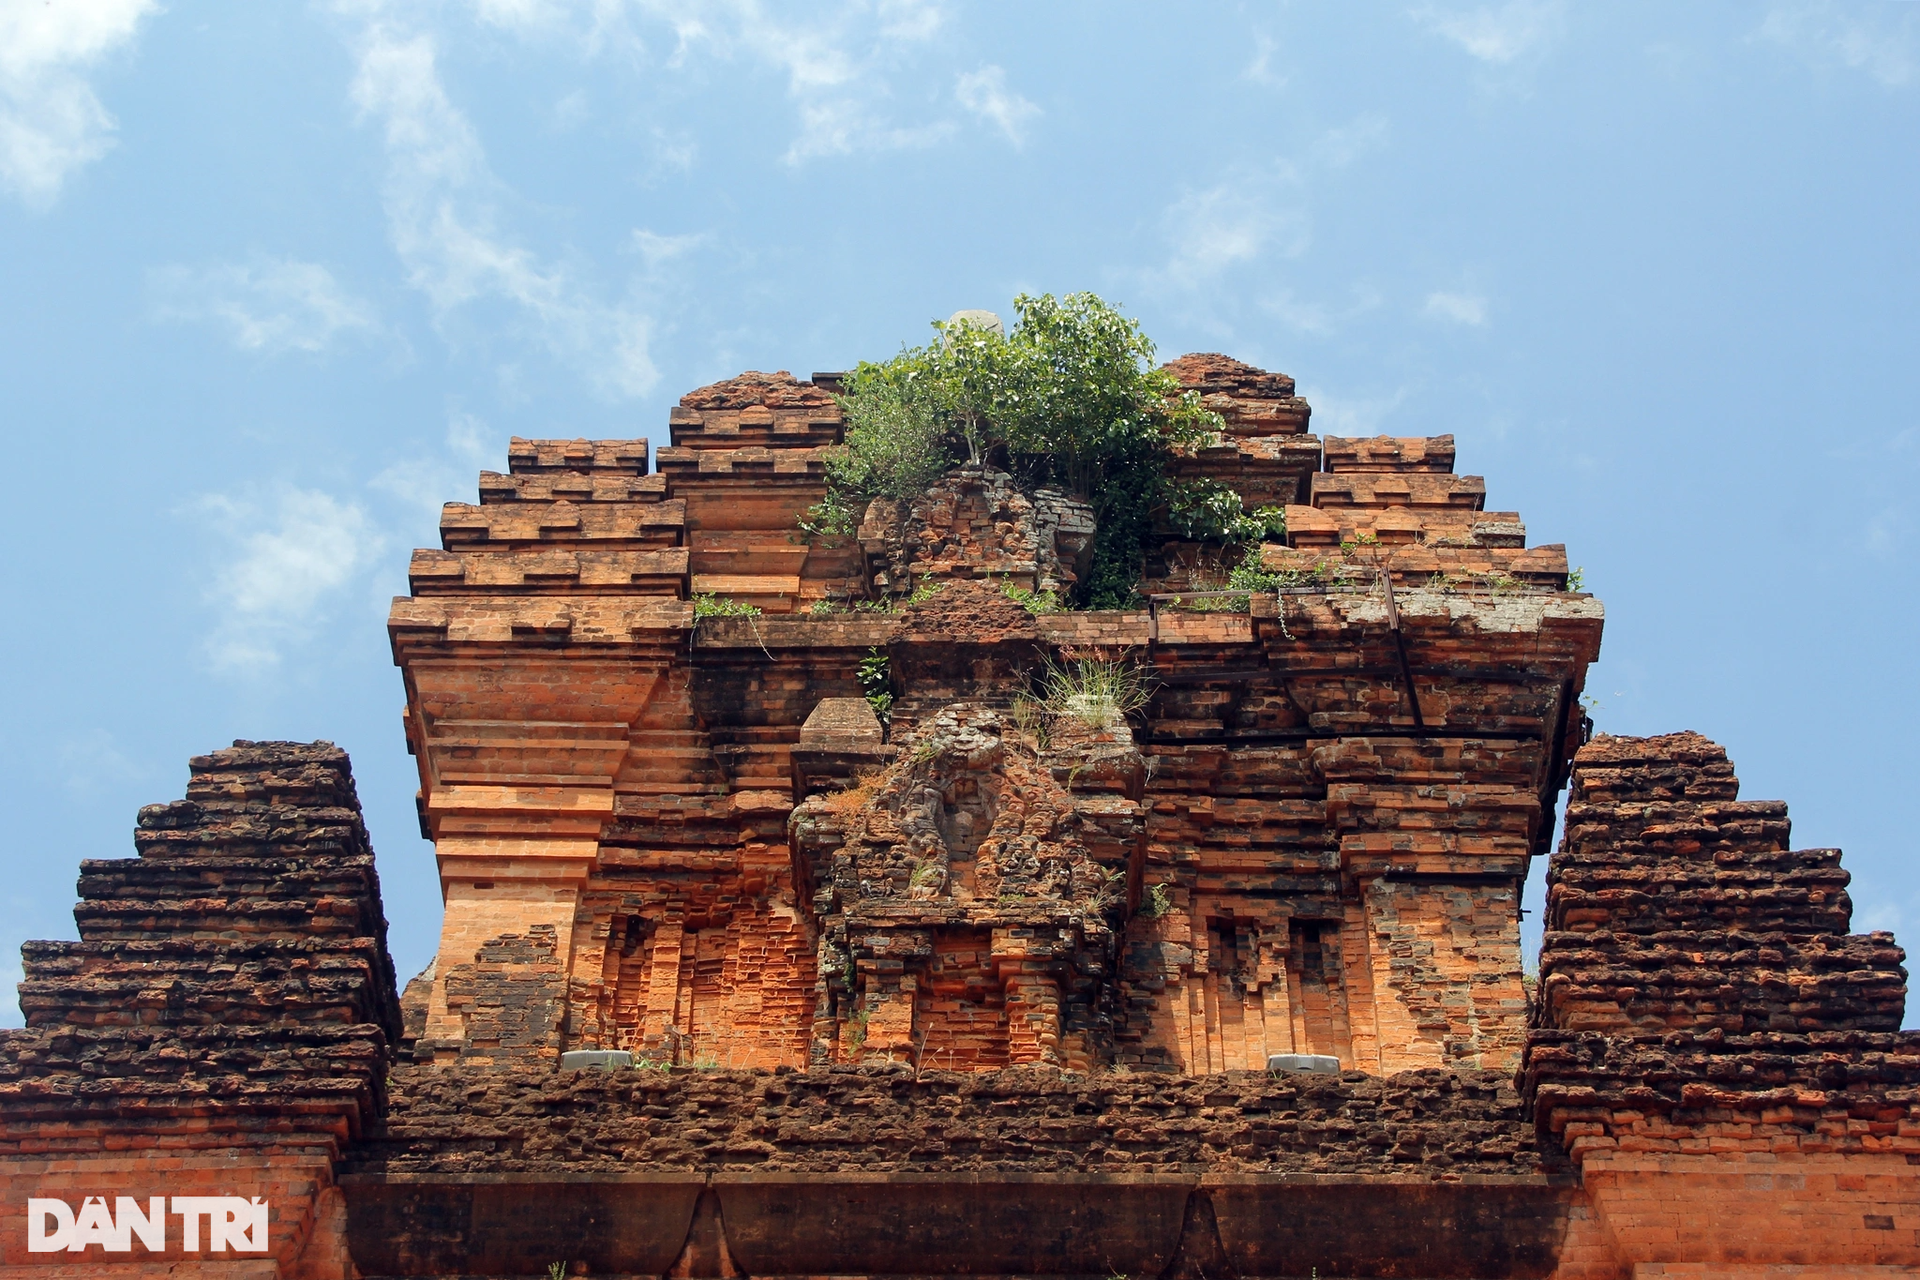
[1381,569,1426,728]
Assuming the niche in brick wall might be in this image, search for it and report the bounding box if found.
[911,930,1012,1070]
[1287,919,1354,1064]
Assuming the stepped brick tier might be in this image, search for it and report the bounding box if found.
[2,356,1913,1277]
[0,741,401,1278]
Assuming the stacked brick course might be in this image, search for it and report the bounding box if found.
[0,740,398,1276]
[351,1061,1555,1175]
[384,357,1604,1080]
[5,351,1912,1277]
[1521,731,1919,1272]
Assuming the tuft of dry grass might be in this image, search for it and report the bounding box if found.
[821,767,888,815]
[1039,654,1152,727]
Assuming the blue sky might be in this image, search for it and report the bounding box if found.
[3,1,1917,1024]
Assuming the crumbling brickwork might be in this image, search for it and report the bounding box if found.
[861,465,1096,599]
[1522,732,1919,1273]
[352,1061,1556,1175]
[387,356,1601,1083]
[3,354,1911,1278]
[0,741,399,1276]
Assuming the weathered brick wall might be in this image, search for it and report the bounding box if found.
[8,360,1919,1276]
[864,464,1095,599]
[1532,732,1905,1045]
[347,1061,1557,1175]
[385,359,1603,1082]
[0,741,400,1276]
[334,1058,1600,1280]
[1520,732,1919,1272]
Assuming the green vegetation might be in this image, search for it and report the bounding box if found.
[1224,544,1361,594]
[805,292,1279,608]
[691,592,761,618]
[1011,655,1153,741]
[1002,581,1066,614]
[1141,881,1173,919]
[856,646,893,723]
[854,580,945,613]
[1162,593,1250,613]
[844,1006,871,1054]
[1226,544,1285,592]
[1165,489,1287,546]
[1037,655,1153,727]
[1425,570,1525,596]
[1157,541,1316,611]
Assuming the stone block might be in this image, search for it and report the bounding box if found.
[1267,1053,1341,1073]
[559,1050,633,1070]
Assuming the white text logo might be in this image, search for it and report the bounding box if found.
[26,1196,269,1253]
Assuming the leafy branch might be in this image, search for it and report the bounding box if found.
[805,293,1284,608]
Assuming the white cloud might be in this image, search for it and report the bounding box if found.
[1425,290,1488,326]
[0,0,158,206]
[1758,3,1917,88]
[347,21,659,396]
[955,65,1038,146]
[1853,880,1920,952]
[1308,386,1413,436]
[472,0,569,28]
[373,411,504,515]
[783,97,952,164]
[1412,0,1566,65]
[1155,173,1309,292]
[196,487,385,671]
[150,257,381,354]
[1310,113,1389,169]
[1263,291,1333,336]
[371,2,961,165]
[551,88,590,130]
[1864,504,1911,558]
[627,0,952,163]
[1262,284,1381,337]
[647,125,698,173]
[1243,33,1284,87]
[462,0,649,55]
[632,227,710,269]
[55,729,144,799]
[1144,109,1390,303]
[876,0,942,43]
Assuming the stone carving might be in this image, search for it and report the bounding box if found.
[790,701,1141,1069]
[864,464,1095,599]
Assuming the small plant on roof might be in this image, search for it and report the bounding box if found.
[1226,544,1286,592]
[1475,571,1524,596]
[692,592,761,618]
[803,293,1278,608]
[856,647,893,723]
[854,580,945,613]
[1037,653,1153,728]
[844,1006,871,1054]
[1003,580,1065,614]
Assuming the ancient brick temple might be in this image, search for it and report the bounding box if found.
[3,355,1915,1278]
